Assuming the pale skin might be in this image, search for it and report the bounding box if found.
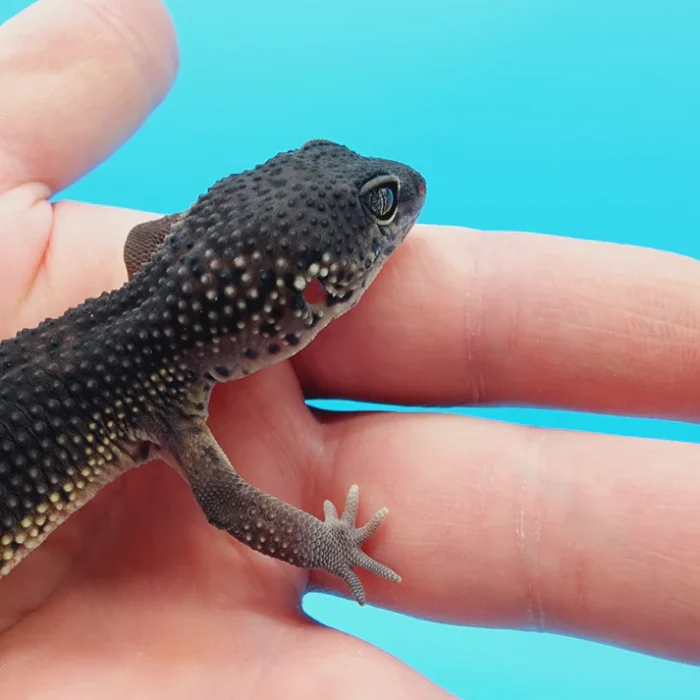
[0,0,699,696]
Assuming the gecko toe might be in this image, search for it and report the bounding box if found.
[340,567,367,605]
[353,550,402,584]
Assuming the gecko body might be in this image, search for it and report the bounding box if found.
[0,139,426,603]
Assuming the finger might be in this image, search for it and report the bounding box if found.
[264,625,454,700]
[293,225,700,422]
[0,199,158,339]
[20,201,154,322]
[309,410,700,665]
[0,580,451,700]
[0,0,178,193]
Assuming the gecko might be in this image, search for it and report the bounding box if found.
[0,139,426,605]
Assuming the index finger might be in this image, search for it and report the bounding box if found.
[294,225,700,421]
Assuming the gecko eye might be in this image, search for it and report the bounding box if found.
[360,176,400,224]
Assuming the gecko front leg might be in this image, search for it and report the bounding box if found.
[163,422,401,605]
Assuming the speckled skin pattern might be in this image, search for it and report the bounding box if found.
[0,139,426,604]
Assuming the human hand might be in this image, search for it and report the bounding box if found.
[1,0,699,697]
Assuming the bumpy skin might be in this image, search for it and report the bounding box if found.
[0,139,426,604]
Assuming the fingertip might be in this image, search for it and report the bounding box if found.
[81,0,180,106]
[0,0,180,192]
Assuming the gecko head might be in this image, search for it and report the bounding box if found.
[270,139,427,315]
[158,140,426,374]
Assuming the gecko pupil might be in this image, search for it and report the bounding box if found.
[366,185,397,222]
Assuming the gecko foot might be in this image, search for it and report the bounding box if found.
[321,484,401,605]
[171,426,402,606]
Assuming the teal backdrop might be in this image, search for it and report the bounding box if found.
[2,1,700,697]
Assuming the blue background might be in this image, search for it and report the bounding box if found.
[3,0,700,697]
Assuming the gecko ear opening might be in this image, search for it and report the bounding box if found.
[303,278,327,305]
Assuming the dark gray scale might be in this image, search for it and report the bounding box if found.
[0,367,101,543]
